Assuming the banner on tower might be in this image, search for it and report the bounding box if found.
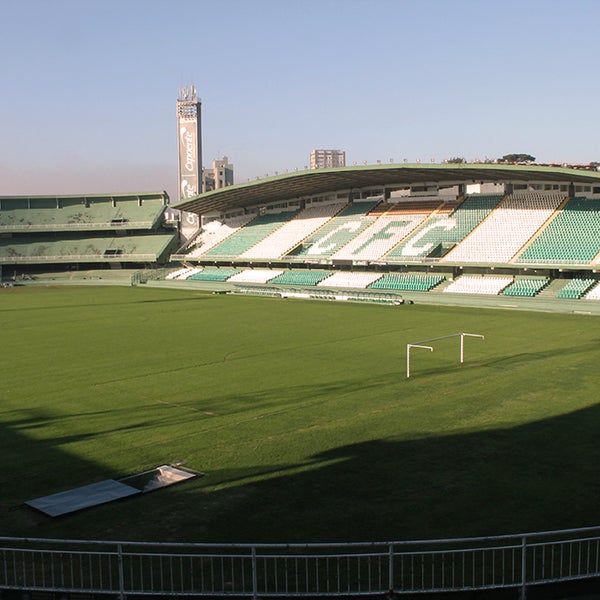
[178,122,200,199]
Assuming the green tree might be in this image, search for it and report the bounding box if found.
[498,153,536,164]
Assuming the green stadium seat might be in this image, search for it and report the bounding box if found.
[502,278,550,297]
[387,194,503,260]
[517,198,600,265]
[556,278,596,299]
[269,270,331,286]
[188,268,242,282]
[296,200,381,258]
[204,210,299,258]
[369,273,445,291]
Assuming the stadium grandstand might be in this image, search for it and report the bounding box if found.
[0,191,179,279]
[170,163,600,304]
[3,164,600,303]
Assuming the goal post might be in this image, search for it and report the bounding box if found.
[406,332,484,378]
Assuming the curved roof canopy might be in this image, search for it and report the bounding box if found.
[174,164,600,216]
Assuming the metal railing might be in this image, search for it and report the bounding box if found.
[2,527,600,598]
[0,254,158,263]
[0,221,156,231]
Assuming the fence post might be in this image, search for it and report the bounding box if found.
[520,536,527,600]
[388,543,395,594]
[117,543,126,600]
[252,546,258,600]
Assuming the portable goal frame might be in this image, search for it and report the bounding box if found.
[406,332,484,378]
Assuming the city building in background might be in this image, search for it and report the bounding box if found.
[310,149,346,169]
[177,86,202,201]
[203,156,234,193]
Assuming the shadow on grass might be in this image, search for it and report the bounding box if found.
[0,406,175,532]
[0,415,120,532]
[4,352,600,546]
[0,292,209,314]
[182,401,600,544]
[480,339,600,369]
[10,399,599,545]
[406,338,600,379]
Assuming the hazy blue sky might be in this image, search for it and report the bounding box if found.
[1,0,599,201]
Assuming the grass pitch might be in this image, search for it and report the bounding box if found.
[1,285,600,543]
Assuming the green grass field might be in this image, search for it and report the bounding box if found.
[2,285,600,544]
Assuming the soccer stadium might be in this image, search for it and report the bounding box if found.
[3,162,600,598]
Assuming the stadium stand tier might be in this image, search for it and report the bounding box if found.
[501,277,550,297]
[331,213,429,261]
[317,271,384,289]
[369,272,446,291]
[386,194,503,261]
[556,278,597,299]
[0,193,167,231]
[294,199,381,258]
[442,192,565,264]
[166,266,203,280]
[0,192,176,271]
[241,201,346,259]
[187,267,242,281]
[268,269,332,286]
[202,209,299,258]
[184,213,256,258]
[516,197,600,265]
[227,269,284,284]
[0,234,177,263]
[443,275,514,295]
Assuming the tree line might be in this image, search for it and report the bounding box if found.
[446,154,536,164]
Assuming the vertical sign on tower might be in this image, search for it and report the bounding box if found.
[177,86,202,201]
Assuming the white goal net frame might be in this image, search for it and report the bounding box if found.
[406,332,484,378]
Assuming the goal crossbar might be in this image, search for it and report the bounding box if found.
[406,332,484,378]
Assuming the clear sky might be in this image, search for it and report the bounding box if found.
[1,0,599,201]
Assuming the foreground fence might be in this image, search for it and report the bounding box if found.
[2,527,600,598]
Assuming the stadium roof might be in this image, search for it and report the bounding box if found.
[173,164,600,215]
[0,191,170,203]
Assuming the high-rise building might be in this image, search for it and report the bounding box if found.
[310,149,346,169]
[202,156,234,193]
[177,86,202,201]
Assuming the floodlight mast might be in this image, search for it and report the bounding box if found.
[406,332,485,378]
